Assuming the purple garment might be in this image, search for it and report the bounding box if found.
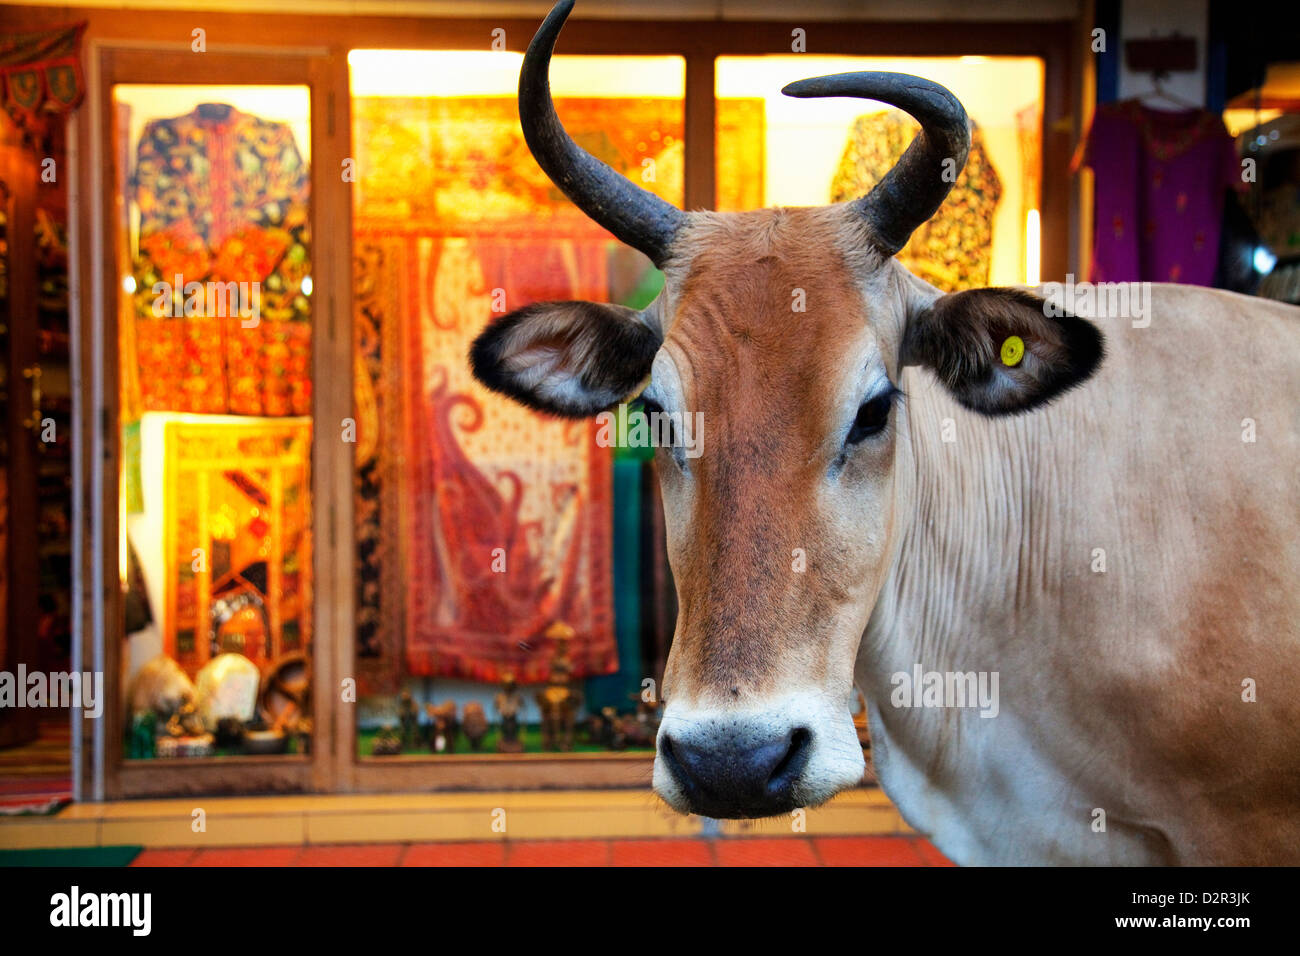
[1079,100,1241,285]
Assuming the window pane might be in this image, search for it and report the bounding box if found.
[349,52,682,757]
[716,55,1045,288]
[115,85,313,761]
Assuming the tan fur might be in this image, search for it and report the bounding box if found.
[658,208,892,710]
[649,206,1300,863]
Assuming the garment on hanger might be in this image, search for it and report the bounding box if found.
[1076,99,1243,286]
[830,109,1003,291]
[128,103,312,417]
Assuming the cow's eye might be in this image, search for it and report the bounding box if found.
[637,396,678,447]
[846,390,895,444]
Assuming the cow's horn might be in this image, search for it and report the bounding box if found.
[520,0,686,267]
[782,73,971,256]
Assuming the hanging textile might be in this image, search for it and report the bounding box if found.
[0,22,85,145]
[128,103,312,417]
[349,93,764,688]
[348,96,674,689]
[1074,99,1244,286]
[830,109,1003,291]
[403,234,616,684]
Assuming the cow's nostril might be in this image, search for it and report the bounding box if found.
[767,727,813,795]
[657,725,816,816]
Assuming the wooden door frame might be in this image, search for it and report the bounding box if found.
[79,42,351,799]
[0,123,41,750]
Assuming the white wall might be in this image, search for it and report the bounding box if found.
[1116,0,1209,106]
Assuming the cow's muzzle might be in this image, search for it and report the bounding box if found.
[652,696,865,819]
[659,726,812,818]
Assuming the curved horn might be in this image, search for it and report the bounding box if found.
[782,73,970,256]
[520,0,686,267]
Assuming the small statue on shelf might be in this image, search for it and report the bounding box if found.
[536,622,581,752]
[426,701,458,753]
[398,689,420,751]
[622,689,664,748]
[584,706,615,748]
[372,723,402,756]
[494,672,525,753]
[461,701,489,751]
[164,698,207,739]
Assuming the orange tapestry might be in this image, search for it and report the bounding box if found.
[351,95,763,687]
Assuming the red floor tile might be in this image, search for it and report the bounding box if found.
[505,839,611,867]
[713,838,819,867]
[189,846,302,866]
[402,841,507,866]
[130,848,197,867]
[609,839,715,867]
[813,836,925,866]
[297,843,404,866]
[913,839,957,866]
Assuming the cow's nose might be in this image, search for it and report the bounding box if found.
[658,726,812,818]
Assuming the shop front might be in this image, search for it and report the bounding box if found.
[0,2,1074,804]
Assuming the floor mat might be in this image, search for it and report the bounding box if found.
[0,846,141,867]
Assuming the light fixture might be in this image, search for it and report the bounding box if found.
[1025,209,1041,286]
[1253,245,1277,275]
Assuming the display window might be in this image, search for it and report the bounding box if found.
[716,55,1045,288]
[114,84,315,762]
[0,8,1079,800]
[347,52,683,760]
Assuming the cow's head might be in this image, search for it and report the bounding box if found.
[471,0,1103,818]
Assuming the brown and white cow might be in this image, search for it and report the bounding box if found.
[471,0,1300,864]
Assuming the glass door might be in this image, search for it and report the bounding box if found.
[95,48,347,797]
[114,82,314,765]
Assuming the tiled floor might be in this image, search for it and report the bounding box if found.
[129,836,953,866]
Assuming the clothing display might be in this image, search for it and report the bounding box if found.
[127,103,312,417]
[831,109,1003,291]
[1076,99,1243,285]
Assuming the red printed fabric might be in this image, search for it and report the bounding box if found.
[402,235,617,683]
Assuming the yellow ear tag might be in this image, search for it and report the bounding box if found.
[1000,335,1025,367]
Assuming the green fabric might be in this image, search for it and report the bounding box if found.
[621,264,664,311]
[0,846,142,867]
[122,419,143,514]
[585,459,642,711]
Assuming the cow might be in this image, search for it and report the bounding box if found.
[470,0,1300,864]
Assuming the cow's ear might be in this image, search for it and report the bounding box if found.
[470,300,660,418]
[901,287,1104,415]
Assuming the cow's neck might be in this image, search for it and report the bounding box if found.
[856,369,1078,862]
